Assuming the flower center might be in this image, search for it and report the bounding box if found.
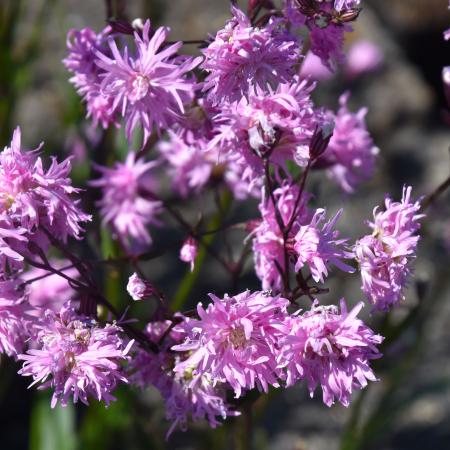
[314,12,331,29]
[69,319,93,345]
[183,366,194,382]
[65,351,76,370]
[230,326,247,349]
[0,192,14,212]
[131,74,150,102]
[248,120,280,158]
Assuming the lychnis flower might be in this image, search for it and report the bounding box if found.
[90,153,161,251]
[321,93,379,193]
[0,280,30,358]
[64,26,118,128]
[0,127,91,270]
[294,208,355,283]
[19,302,133,407]
[96,20,202,145]
[202,6,301,104]
[280,299,383,406]
[209,76,317,180]
[252,182,310,292]
[354,186,424,311]
[173,291,290,398]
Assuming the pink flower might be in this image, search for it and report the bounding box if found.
[158,128,261,200]
[126,273,155,301]
[321,93,379,193]
[158,131,213,198]
[445,28,450,41]
[179,237,198,272]
[209,76,317,180]
[334,0,361,11]
[284,1,360,70]
[0,127,91,269]
[0,280,30,357]
[21,259,79,312]
[294,208,355,283]
[19,302,133,407]
[202,6,301,104]
[173,291,290,398]
[130,320,238,435]
[300,51,333,81]
[354,186,424,311]
[252,183,311,291]
[95,20,202,145]
[165,364,238,436]
[280,299,383,406]
[64,26,118,129]
[443,66,450,108]
[90,153,161,250]
[345,40,383,79]
[309,24,346,71]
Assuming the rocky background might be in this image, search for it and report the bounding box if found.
[0,1,449,449]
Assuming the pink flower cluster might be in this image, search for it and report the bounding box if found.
[355,187,424,311]
[130,320,239,436]
[0,128,90,271]
[280,299,382,406]
[202,6,301,104]
[252,182,354,292]
[0,0,433,439]
[284,0,362,70]
[209,76,317,180]
[19,302,133,407]
[90,152,161,250]
[65,21,201,146]
[172,292,382,410]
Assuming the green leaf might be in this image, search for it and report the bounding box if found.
[29,393,76,450]
[79,388,133,450]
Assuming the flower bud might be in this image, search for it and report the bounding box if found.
[127,273,156,301]
[309,120,334,160]
[180,237,198,272]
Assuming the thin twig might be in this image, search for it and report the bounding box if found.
[286,161,311,235]
[19,263,76,287]
[421,175,450,210]
[140,188,231,272]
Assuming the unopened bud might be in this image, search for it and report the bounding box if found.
[443,67,450,106]
[309,120,334,160]
[333,8,362,25]
[127,273,156,301]
[131,18,145,31]
[180,237,198,272]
